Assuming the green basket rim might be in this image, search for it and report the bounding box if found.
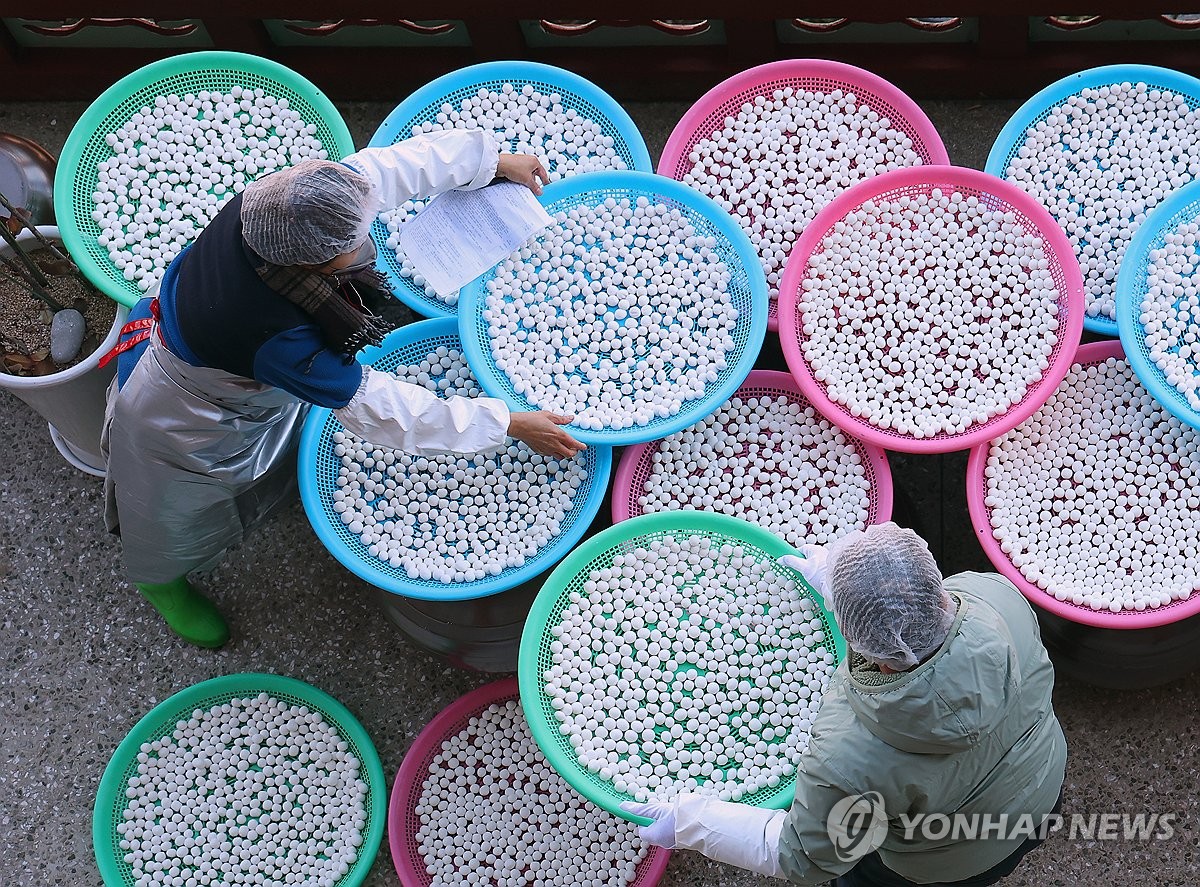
[54,50,355,308]
[517,512,846,819]
[92,672,386,887]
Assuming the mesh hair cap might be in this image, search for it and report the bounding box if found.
[827,522,954,670]
[240,159,379,266]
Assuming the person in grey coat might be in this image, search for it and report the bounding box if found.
[624,522,1066,886]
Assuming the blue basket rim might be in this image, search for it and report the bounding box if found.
[985,64,1200,338]
[1116,177,1200,431]
[366,217,452,320]
[298,317,614,601]
[366,61,652,319]
[456,169,769,446]
[369,60,651,166]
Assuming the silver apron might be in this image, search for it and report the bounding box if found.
[101,327,309,584]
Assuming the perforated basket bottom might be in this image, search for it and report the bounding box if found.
[61,55,350,307]
[461,175,767,447]
[301,323,608,600]
[391,679,666,887]
[369,63,648,318]
[976,348,1200,623]
[990,71,1200,331]
[1120,194,1200,424]
[526,523,840,811]
[785,177,1079,450]
[618,376,890,540]
[662,66,940,328]
[95,675,383,887]
[664,72,943,180]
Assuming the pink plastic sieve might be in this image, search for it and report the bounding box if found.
[778,164,1086,455]
[389,677,671,887]
[657,59,949,332]
[612,369,893,529]
[966,339,1200,629]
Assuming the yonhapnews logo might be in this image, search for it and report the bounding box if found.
[827,791,888,862]
[825,792,1178,861]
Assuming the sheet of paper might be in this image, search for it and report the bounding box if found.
[398,182,553,297]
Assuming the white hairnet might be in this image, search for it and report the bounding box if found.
[827,522,954,671]
[240,159,379,266]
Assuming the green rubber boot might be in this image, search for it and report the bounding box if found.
[135,577,230,649]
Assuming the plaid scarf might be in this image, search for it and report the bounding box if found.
[252,255,393,361]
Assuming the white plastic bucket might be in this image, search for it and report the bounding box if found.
[0,226,126,474]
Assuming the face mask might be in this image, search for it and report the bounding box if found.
[331,238,378,279]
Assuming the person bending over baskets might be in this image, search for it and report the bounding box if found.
[102,130,584,649]
[623,522,1066,887]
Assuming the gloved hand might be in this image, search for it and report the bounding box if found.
[620,799,678,848]
[778,544,834,611]
[507,410,586,458]
[622,795,787,878]
[497,153,550,195]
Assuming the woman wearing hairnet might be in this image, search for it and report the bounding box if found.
[101,130,584,649]
[623,522,1066,886]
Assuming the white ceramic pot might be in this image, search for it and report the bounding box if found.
[0,226,126,475]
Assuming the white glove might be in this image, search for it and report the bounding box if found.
[622,795,787,877]
[778,544,834,611]
[619,799,677,848]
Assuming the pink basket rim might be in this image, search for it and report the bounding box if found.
[777,164,1086,454]
[657,59,949,179]
[389,677,672,887]
[965,339,1200,629]
[657,59,949,336]
[612,368,893,525]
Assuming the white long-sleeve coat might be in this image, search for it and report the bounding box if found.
[333,131,510,455]
[102,131,512,582]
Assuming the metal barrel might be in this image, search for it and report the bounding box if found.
[1036,608,1200,690]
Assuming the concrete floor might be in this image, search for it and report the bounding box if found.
[2,94,1199,887]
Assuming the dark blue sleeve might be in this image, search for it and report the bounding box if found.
[252,326,364,408]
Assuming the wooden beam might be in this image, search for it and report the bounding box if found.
[2,12,1200,101]
[10,5,1190,18]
